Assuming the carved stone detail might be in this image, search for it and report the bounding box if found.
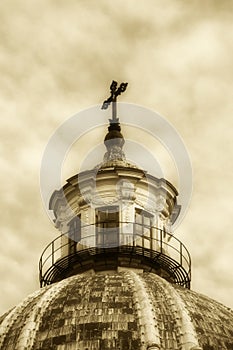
[103,145,126,162]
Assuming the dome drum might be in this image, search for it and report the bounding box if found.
[45,165,189,290]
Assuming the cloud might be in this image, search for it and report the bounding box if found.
[0,0,232,314]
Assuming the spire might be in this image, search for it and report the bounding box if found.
[101,80,128,163]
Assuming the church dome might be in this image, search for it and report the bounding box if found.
[0,271,232,350]
[1,81,232,350]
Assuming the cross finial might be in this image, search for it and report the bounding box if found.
[101,80,128,122]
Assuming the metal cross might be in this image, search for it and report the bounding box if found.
[101,80,128,122]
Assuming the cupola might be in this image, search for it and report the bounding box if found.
[39,81,190,289]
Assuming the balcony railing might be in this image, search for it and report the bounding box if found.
[39,222,191,288]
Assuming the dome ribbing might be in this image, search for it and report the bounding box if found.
[0,272,232,350]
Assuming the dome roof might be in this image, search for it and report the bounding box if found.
[0,271,232,350]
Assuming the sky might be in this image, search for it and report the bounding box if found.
[0,0,233,315]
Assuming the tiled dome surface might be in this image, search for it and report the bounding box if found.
[0,271,232,350]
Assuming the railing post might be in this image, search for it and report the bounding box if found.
[160,229,163,253]
[133,222,137,247]
[180,242,182,266]
[39,259,42,288]
[52,241,54,265]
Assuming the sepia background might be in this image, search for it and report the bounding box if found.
[0,0,232,315]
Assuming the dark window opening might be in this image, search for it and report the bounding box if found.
[96,206,119,247]
[68,215,81,255]
[134,209,153,249]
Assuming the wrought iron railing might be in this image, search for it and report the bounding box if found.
[39,222,191,288]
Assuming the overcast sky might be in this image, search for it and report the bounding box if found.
[0,0,233,315]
